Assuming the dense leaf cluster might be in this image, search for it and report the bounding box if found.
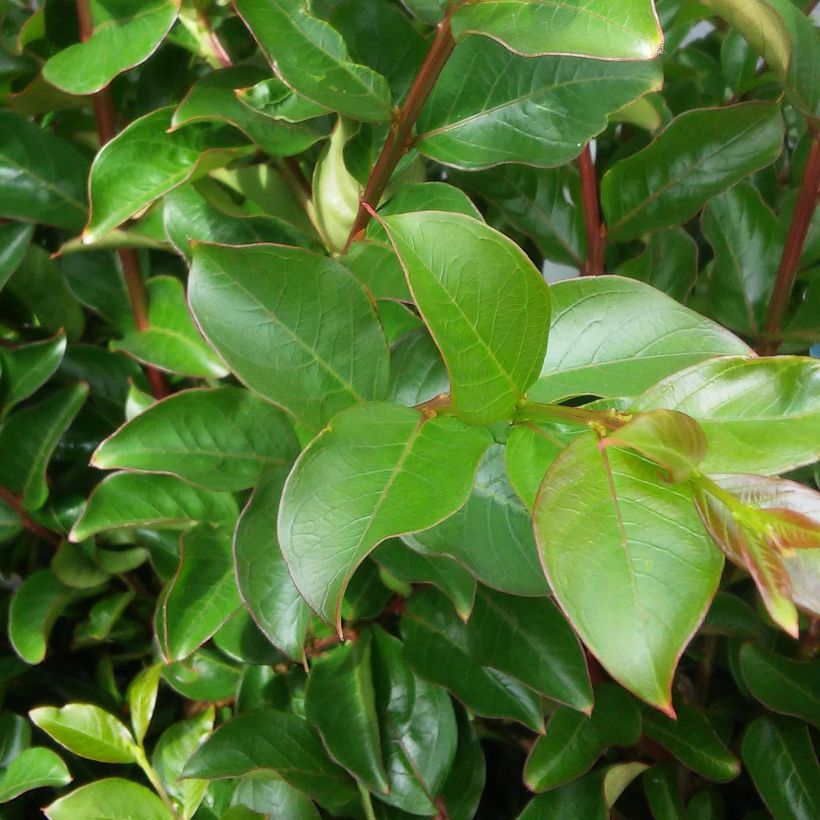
[0,1,818,818]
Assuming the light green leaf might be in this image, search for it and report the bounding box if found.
[382,211,550,423]
[45,778,173,820]
[602,103,784,241]
[700,182,783,337]
[128,664,163,744]
[93,387,299,491]
[529,276,752,404]
[641,703,740,782]
[450,0,663,60]
[505,423,567,510]
[742,717,820,820]
[635,356,820,474]
[0,331,66,416]
[70,472,237,542]
[534,434,723,713]
[234,467,310,660]
[279,402,490,627]
[466,586,591,711]
[740,643,820,729]
[234,0,392,122]
[305,630,388,793]
[0,111,88,230]
[525,684,641,792]
[9,570,79,664]
[84,108,250,243]
[601,409,707,483]
[403,587,545,732]
[0,383,88,510]
[189,242,389,431]
[29,704,137,764]
[183,709,357,812]
[52,541,110,590]
[112,276,228,379]
[0,746,71,802]
[418,39,661,169]
[407,443,549,596]
[43,0,180,95]
[157,525,240,662]
[173,66,326,157]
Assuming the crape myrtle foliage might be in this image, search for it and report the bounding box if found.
[0,0,818,818]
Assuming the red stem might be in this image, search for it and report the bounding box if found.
[343,18,457,250]
[762,133,820,353]
[0,486,61,547]
[76,0,167,398]
[578,144,606,276]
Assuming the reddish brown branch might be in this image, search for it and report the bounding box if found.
[578,144,606,276]
[343,18,457,250]
[0,486,61,547]
[762,133,820,353]
[76,0,167,398]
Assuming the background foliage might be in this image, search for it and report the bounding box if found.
[0,0,819,818]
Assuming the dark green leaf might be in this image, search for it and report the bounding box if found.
[437,707,485,820]
[0,331,66,416]
[232,773,320,819]
[0,222,33,292]
[387,329,449,408]
[602,103,784,241]
[162,649,241,702]
[615,228,697,303]
[518,770,607,820]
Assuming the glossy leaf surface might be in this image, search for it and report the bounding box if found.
[45,778,173,820]
[0,747,71,803]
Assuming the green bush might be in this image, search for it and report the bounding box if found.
[0,0,818,817]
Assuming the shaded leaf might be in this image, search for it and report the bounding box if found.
[615,228,697,303]
[0,331,66,416]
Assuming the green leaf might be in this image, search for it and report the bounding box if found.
[505,423,567,511]
[45,778,173,820]
[387,329,449,407]
[0,496,22,545]
[84,108,250,243]
[437,707,486,820]
[234,466,309,660]
[518,770,607,820]
[635,356,820,474]
[0,111,88,230]
[0,383,88,510]
[476,167,586,272]
[93,387,299,492]
[525,684,641,792]
[52,541,110,590]
[173,66,326,158]
[402,588,544,731]
[0,331,66,416]
[371,628,457,815]
[164,184,312,260]
[8,570,79,664]
[0,222,33,292]
[450,0,663,60]
[7,247,85,341]
[70,472,237,542]
[641,703,740,782]
[156,526,240,661]
[381,211,550,423]
[528,276,752,404]
[189,242,389,431]
[0,746,71,802]
[162,649,241,702]
[373,539,476,620]
[642,763,686,820]
[615,228,698,303]
[184,708,357,812]
[534,434,723,713]
[43,0,180,95]
[29,703,137,763]
[127,664,163,743]
[602,103,784,241]
[601,410,707,483]
[740,643,820,729]
[232,773,320,819]
[418,39,661,170]
[700,182,783,337]
[234,0,392,122]
[235,77,328,124]
[344,240,412,304]
[407,443,549,596]
[279,402,490,627]
[305,630,388,793]
[73,591,136,645]
[112,276,227,379]
[742,717,820,820]
[466,585,592,711]
[153,708,214,818]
